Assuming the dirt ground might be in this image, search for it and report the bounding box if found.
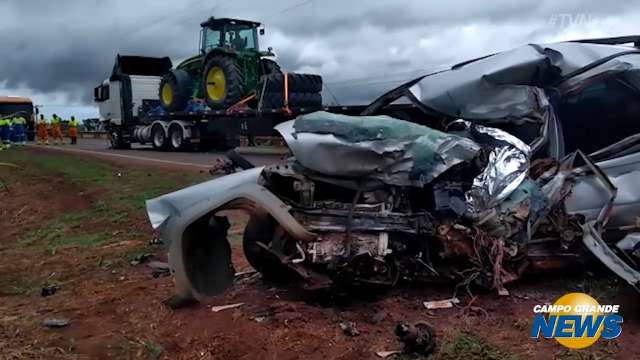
[1,147,640,360]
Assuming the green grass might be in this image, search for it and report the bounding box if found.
[19,204,113,250]
[3,149,207,252]
[5,150,112,186]
[440,331,518,360]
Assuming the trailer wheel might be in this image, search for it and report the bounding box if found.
[109,129,131,149]
[151,124,168,150]
[168,124,189,151]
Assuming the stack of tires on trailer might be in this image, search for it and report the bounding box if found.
[257,71,323,109]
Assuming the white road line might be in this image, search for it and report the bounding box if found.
[26,144,212,169]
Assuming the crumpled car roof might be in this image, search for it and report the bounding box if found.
[413,41,640,120]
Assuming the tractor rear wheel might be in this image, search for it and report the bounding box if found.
[260,58,282,76]
[202,56,245,109]
[159,69,193,112]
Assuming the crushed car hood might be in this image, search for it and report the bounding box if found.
[276,112,481,187]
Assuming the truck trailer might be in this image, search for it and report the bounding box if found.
[95,54,324,150]
[95,54,423,151]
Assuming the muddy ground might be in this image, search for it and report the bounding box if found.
[1,147,639,360]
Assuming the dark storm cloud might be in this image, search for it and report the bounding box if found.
[1,0,639,108]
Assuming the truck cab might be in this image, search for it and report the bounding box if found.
[94,55,172,148]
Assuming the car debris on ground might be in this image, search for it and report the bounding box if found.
[40,285,57,297]
[395,321,437,356]
[210,302,244,313]
[423,298,460,310]
[146,38,640,304]
[42,318,71,328]
[339,321,360,337]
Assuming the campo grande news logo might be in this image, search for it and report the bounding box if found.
[529,292,623,349]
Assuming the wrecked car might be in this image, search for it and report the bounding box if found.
[147,37,640,301]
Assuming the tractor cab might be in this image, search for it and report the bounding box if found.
[160,16,320,112]
[200,18,261,53]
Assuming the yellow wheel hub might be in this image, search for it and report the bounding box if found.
[161,83,173,105]
[206,66,226,101]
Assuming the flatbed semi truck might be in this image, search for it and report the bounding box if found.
[95,55,420,151]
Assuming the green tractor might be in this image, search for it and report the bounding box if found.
[159,17,322,111]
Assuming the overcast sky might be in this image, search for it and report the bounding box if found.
[1,0,639,119]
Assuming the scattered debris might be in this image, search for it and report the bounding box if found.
[211,302,244,313]
[234,270,258,281]
[149,234,163,245]
[148,261,170,278]
[42,318,70,328]
[339,321,360,337]
[375,350,402,358]
[252,316,267,323]
[40,285,57,297]
[423,297,460,310]
[395,321,437,356]
[129,253,153,266]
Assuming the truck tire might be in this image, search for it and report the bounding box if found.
[202,55,245,109]
[260,92,322,108]
[260,73,323,93]
[109,129,131,149]
[243,213,295,282]
[159,69,193,112]
[168,124,191,151]
[151,124,168,150]
[260,58,282,76]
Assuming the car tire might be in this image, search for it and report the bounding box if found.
[243,213,296,281]
[151,124,168,150]
[159,69,193,112]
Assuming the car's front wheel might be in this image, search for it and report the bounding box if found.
[243,213,297,281]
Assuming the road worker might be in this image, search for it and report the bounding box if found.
[12,115,27,146]
[0,116,12,150]
[50,114,63,145]
[37,114,49,145]
[68,116,78,145]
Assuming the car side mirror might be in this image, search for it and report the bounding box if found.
[259,28,265,35]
